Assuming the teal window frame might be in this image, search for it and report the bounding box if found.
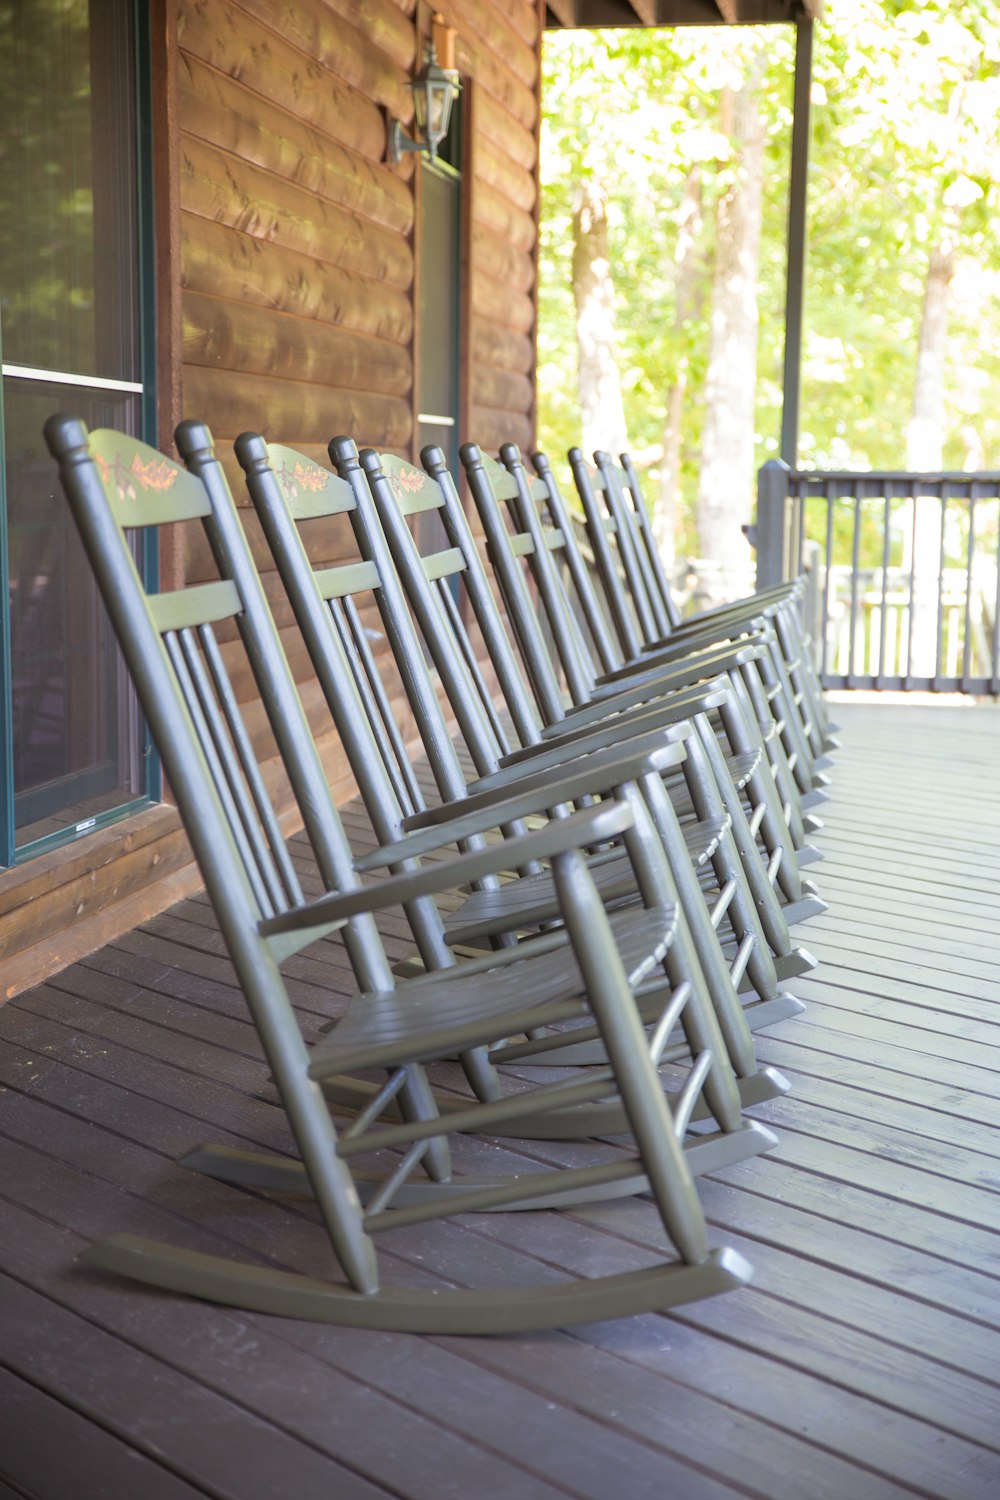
[0,0,160,869]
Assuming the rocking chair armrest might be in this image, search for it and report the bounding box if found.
[357,734,688,866]
[259,800,636,936]
[588,639,767,699]
[490,681,728,777]
[618,621,769,670]
[663,605,775,637]
[546,643,764,735]
[658,584,800,639]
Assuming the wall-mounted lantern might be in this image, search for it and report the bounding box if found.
[388,24,460,165]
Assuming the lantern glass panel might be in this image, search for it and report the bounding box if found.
[412,81,429,134]
[428,82,451,139]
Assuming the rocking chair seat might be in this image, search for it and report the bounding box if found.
[444,819,723,945]
[722,749,762,792]
[311,903,676,1077]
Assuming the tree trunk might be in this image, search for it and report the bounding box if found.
[696,56,766,603]
[571,175,628,460]
[906,237,956,470]
[906,230,957,678]
[654,167,705,569]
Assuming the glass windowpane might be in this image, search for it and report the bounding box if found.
[0,0,140,382]
[5,380,143,848]
[0,0,148,856]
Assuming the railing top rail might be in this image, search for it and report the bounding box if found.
[787,469,1000,498]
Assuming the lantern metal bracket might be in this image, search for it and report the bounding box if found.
[388,119,431,164]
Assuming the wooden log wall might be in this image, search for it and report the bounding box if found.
[0,0,542,1000]
[174,0,542,817]
[176,0,540,455]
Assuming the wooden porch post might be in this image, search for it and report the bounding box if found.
[779,18,813,468]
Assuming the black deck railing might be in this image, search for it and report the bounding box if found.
[755,462,1000,693]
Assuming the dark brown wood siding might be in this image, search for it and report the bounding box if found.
[176,0,539,457]
[174,0,540,814]
[0,0,541,1000]
[175,0,541,471]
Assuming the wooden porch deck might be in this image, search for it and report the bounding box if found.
[1,700,999,1500]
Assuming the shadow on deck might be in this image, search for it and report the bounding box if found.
[0,702,999,1500]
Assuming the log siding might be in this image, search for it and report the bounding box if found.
[1,0,540,999]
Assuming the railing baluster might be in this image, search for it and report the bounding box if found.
[962,489,976,689]
[933,482,947,689]
[822,481,834,682]
[992,510,1000,695]
[876,493,891,685]
[847,491,862,685]
[905,489,919,684]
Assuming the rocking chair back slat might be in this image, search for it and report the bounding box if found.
[354,446,510,781]
[435,578,512,753]
[374,454,446,517]
[588,453,662,645]
[196,622,305,909]
[481,449,597,707]
[160,626,276,920]
[420,447,544,750]
[257,442,428,821]
[458,442,569,726]
[266,443,357,520]
[422,545,467,584]
[617,451,683,631]
[524,451,621,677]
[335,592,426,818]
[87,429,210,526]
[177,627,290,917]
[566,447,647,659]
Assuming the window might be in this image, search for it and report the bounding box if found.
[416,98,463,477]
[416,98,463,586]
[0,0,156,865]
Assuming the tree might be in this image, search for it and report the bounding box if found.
[655,168,706,567]
[538,24,795,561]
[537,2,1000,587]
[572,173,628,458]
[696,51,767,597]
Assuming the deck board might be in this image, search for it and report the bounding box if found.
[2,701,1000,1498]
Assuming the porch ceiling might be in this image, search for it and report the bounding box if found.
[545,0,820,28]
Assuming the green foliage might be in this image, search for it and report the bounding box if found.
[538,1,1000,556]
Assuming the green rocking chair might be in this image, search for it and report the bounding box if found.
[45,413,753,1332]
